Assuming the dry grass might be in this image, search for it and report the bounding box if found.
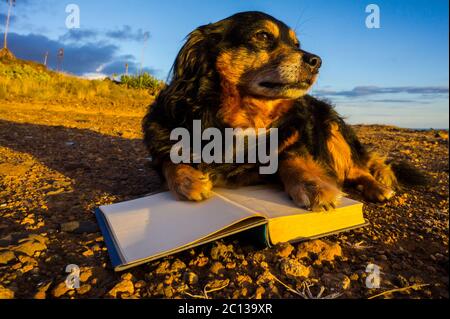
[0,54,156,107]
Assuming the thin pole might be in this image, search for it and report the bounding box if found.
[43,51,48,66]
[3,0,13,49]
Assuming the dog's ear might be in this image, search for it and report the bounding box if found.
[172,21,227,81]
[158,20,228,122]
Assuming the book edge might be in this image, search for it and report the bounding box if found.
[267,219,370,247]
[94,208,126,269]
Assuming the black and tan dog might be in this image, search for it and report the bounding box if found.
[143,11,419,211]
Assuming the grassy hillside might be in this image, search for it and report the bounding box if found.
[0,49,158,109]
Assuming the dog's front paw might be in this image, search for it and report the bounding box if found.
[359,180,395,202]
[166,165,213,201]
[287,179,343,212]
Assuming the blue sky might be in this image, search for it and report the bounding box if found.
[1,0,448,128]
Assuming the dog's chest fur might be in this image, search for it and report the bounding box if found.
[217,79,294,129]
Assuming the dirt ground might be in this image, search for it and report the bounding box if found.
[0,100,448,299]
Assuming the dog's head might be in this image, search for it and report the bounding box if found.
[171,11,321,100]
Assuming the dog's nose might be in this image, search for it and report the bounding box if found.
[302,52,322,71]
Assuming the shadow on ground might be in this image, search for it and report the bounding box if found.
[0,119,161,198]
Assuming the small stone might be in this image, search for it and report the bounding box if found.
[206,278,230,290]
[0,285,15,299]
[34,281,52,299]
[14,240,47,256]
[236,274,253,286]
[342,276,351,290]
[108,280,134,298]
[155,260,171,275]
[280,259,311,278]
[321,273,351,290]
[189,255,209,267]
[11,262,21,270]
[211,242,234,261]
[21,263,35,273]
[226,262,236,269]
[77,284,92,295]
[0,250,15,265]
[60,221,99,234]
[210,261,225,275]
[255,286,265,299]
[183,271,199,285]
[52,281,71,298]
[82,249,94,257]
[275,242,294,258]
[260,261,269,269]
[297,240,342,265]
[256,270,275,285]
[80,268,93,282]
[350,273,359,281]
[134,280,146,289]
[394,275,409,288]
[121,273,134,281]
[20,234,49,245]
[164,286,174,298]
[171,259,186,273]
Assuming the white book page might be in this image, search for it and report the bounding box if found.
[215,186,360,218]
[100,192,258,264]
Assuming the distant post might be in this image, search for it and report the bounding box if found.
[3,0,16,50]
[43,51,49,67]
[125,63,129,76]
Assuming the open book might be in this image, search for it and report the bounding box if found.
[95,185,367,271]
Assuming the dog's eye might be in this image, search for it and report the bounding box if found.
[294,41,300,48]
[254,31,273,42]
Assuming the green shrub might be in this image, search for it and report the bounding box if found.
[120,72,163,94]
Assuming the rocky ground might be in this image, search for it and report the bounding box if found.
[0,100,448,299]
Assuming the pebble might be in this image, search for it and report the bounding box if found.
[52,281,71,298]
[171,259,187,273]
[80,268,93,282]
[350,273,359,281]
[321,273,351,290]
[189,255,209,267]
[14,239,47,256]
[121,273,134,281]
[183,271,199,285]
[0,285,15,299]
[297,240,342,264]
[134,280,146,289]
[82,249,94,257]
[210,261,225,275]
[34,281,52,299]
[225,261,236,269]
[254,286,265,299]
[210,242,234,261]
[77,284,92,295]
[0,250,16,265]
[60,221,99,234]
[395,275,409,288]
[108,280,134,298]
[275,242,294,258]
[280,259,311,278]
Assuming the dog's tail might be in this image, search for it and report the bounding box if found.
[390,160,429,186]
